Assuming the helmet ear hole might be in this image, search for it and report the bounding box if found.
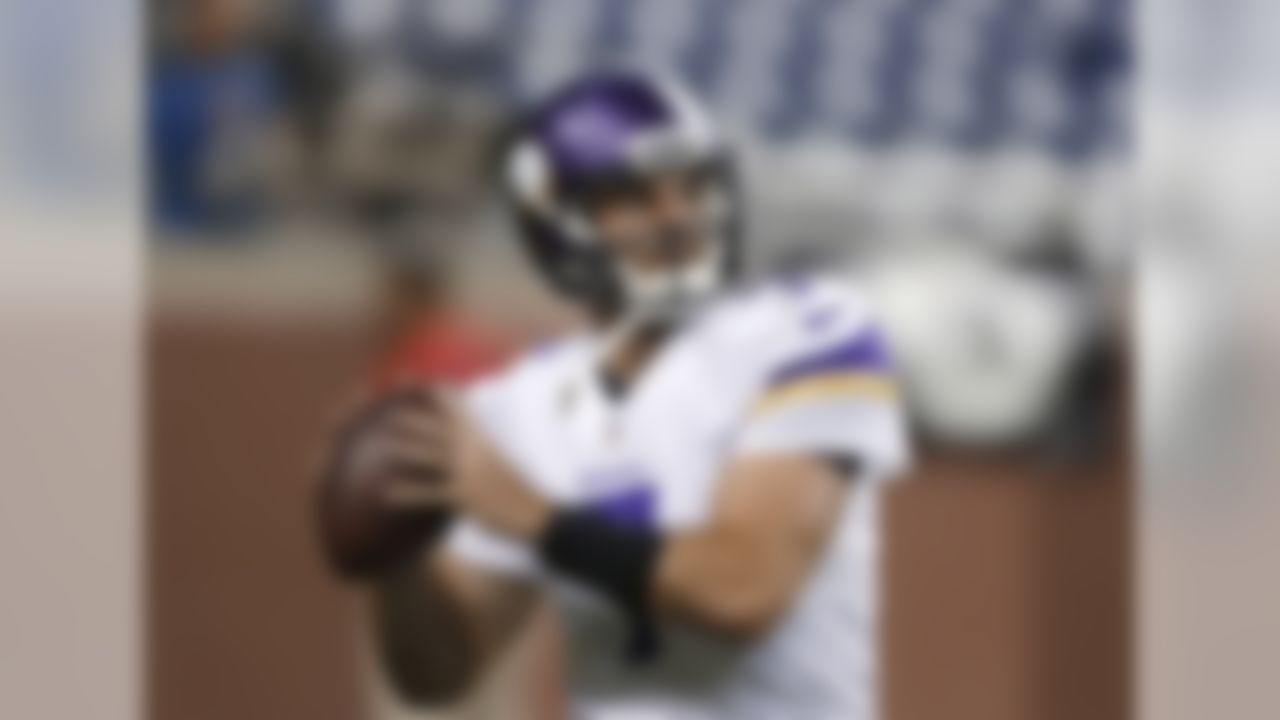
[562,251,625,321]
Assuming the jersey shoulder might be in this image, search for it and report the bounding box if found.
[716,274,910,475]
[696,273,889,380]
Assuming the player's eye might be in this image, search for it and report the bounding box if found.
[577,174,652,215]
[675,161,725,202]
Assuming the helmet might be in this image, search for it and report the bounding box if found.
[503,71,742,324]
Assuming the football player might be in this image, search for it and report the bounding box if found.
[319,72,911,719]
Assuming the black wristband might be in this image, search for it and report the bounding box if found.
[538,508,664,663]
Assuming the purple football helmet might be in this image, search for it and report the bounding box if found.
[504,71,742,319]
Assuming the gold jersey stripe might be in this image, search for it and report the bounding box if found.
[751,373,899,417]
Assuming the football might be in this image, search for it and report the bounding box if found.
[316,391,453,579]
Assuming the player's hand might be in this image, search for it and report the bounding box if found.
[315,385,455,580]
[434,392,555,542]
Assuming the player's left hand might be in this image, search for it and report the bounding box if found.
[409,391,555,542]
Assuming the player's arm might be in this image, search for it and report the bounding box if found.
[652,454,849,640]
[459,448,850,646]
[316,388,539,706]
[447,403,861,649]
[369,554,538,705]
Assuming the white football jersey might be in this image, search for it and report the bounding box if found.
[448,274,912,720]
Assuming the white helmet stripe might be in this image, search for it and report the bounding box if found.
[507,139,552,212]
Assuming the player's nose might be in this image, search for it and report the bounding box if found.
[651,176,699,226]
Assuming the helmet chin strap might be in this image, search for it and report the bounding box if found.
[593,246,723,372]
[616,243,725,331]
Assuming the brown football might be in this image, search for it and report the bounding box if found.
[318,466,452,579]
[316,391,453,579]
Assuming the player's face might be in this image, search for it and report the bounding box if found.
[586,167,719,274]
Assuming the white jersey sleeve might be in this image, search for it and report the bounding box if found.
[442,371,542,580]
[729,276,912,482]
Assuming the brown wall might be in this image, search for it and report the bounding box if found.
[149,311,1129,720]
[885,462,1130,720]
[149,315,369,720]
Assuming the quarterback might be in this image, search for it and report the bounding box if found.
[318,72,911,720]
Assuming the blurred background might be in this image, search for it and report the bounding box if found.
[147,1,1132,719]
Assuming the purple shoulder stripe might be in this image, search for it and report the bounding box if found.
[769,329,891,385]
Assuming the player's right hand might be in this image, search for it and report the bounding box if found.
[315,385,455,581]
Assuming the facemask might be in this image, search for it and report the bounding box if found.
[616,242,725,330]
